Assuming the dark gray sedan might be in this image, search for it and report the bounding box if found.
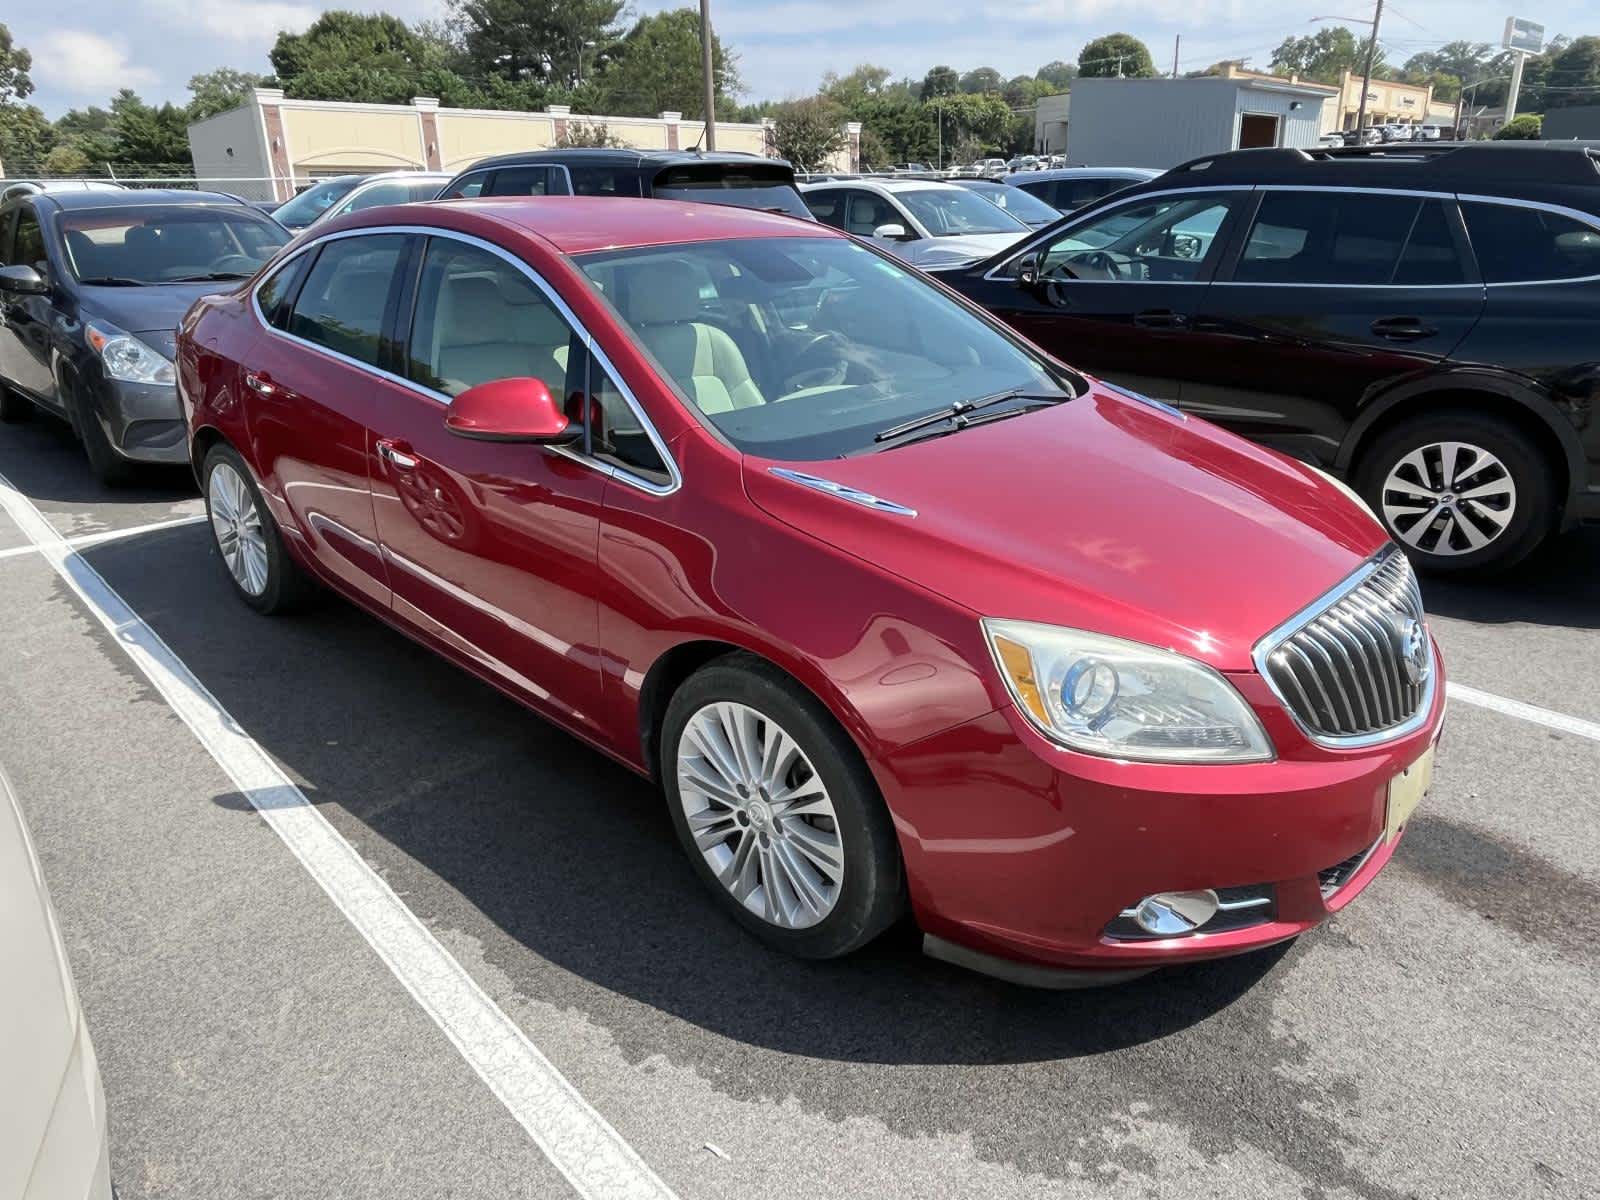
[0,189,288,483]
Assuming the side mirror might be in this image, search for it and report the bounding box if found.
[872,222,911,241]
[0,265,48,296]
[444,377,580,444]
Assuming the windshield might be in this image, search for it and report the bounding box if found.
[651,166,812,219]
[896,188,1029,237]
[577,236,1071,460]
[334,177,446,217]
[59,206,289,284]
[968,183,1059,225]
[272,177,360,228]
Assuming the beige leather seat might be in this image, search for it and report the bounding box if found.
[432,272,570,397]
[623,260,765,415]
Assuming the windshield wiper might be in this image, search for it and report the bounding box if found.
[164,271,252,282]
[76,276,148,287]
[872,386,1070,445]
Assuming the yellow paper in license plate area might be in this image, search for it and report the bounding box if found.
[1385,745,1434,842]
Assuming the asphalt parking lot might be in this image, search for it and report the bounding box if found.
[1,411,1597,1200]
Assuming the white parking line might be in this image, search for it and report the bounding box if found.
[0,469,679,1200]
[1447,682,1600,744]
[0,514,206,561]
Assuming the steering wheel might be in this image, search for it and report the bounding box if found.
[780,332,850,395]
[1068,249,1125,280]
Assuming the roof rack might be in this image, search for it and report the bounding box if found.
[1169,142,1600,184]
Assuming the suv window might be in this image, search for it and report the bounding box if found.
[1461,201,1600,284]
[439,171,489,200]
[1036,193,1234,282]
[569,165,644,198]
[287,234,408,366]
[8,206,45,271]
[802,190,846,229]
[483,166,554,197]
[1234,191,1465,286]
[844,191,906,238]
[405,237,577,400]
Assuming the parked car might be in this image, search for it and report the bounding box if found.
[976,157,1009,179]
[937,142,1600,572]
[1416,124,1443,141]
[890,162,934,174]
[1,766,113,1200]
[1,180,124,202]
[800,178,1031,269]
[269,175,365,231]
[179,197,1443,987]
[946,178,1063,229]
[307,171,453,226]
[0,188,290,482]
[1004,167,1162,213]
[435,149,813,219]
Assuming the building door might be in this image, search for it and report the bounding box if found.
[1238,113,1281,149]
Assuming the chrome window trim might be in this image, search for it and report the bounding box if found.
[248,223,682,497]
[981,184,1256,283]
[1251,545,1438,750]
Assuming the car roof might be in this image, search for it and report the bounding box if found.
[394,195,832,255]
[1167,143,1600,187]
[1009,167,1163,184]
[451,148,782,173]
[801,178,963,195]
[28,188,262,212]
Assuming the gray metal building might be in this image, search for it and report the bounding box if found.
[1065,76,1335,168]
[1543,106,1600,140]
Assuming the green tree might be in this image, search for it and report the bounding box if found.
[851,94,937,165]
[107,89,191,168]
[920,65,959,100]
[0,103,54,172]
[42,144,92,175]
[1403,41,1493,82]
[960,66,1003,94]
[1493,112,1542,138]
[771,96,846,171]
[1544,36,1600,108]
[593,8,739,120]
[187,69,268,120]
[0,22,34,105]
[929,91,1013,152]
[820,63,892,107]
[451,0,624,87]
[1078,34,1156,79]
[1035,60,1076,89]
[1268,27,1379,84]
[557,118,628,147]
[1003,75,1050,106]
[271,12,431,82]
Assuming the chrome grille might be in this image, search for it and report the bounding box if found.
[1257,549,1430,745]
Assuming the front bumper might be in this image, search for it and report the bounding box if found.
[100,379,187,464]
[877,645,1446,982]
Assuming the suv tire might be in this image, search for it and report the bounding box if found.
[0,379,33,423]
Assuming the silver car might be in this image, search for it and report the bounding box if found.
[799,177,1032,269]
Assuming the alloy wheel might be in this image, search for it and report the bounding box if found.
[1379,440,1517,557]
[676,702,844,930]
[208,462,270,596]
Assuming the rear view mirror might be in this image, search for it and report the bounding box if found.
[872,223,910,241]
[0,265,47,295]
[444,377,580,444]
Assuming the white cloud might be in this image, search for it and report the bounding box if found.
[31,31,158,95]
[144,0,321,43]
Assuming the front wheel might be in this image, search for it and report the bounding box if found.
[202,443,316,614]
[1356,410,1554,574]
[661,656,905,959]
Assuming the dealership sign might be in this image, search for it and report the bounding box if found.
[1503,16,1545,54]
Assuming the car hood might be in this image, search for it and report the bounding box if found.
[743,387,1388,672]
[82,281,225,357]
[905,232,1029,269]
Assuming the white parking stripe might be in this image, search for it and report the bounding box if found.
[0,514,206,561]
[1447,682,1600,744]
[0,469,679,1200]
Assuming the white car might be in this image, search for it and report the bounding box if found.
[1,768,112,1200]
[799,177,1032,269]
[308,171,454,227]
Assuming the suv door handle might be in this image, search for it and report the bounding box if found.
[1134,309,1189,330]
[1370,317,1438,341]
[376,438,419,470]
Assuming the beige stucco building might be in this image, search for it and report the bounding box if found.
[1324,70,1455,131]
[189,87,859,200]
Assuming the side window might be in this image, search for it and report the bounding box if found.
[569,166,643,197]
[440,172,489,200]
[1037,193,1234,282]
[0,208,16,262]
[9,206,46,271]
[484,166,550,197]
[406,237,578,400]
[1234,191,1424,285]
[256,253,310,330]
[1393,201,1468,285]
[804,190,847,229]
[844,191,903,238]
[1461,201,1600,284]
[339,181,411,214]
[580,348,672,487]
[286,235,408,366]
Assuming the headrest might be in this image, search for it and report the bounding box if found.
[623,260,704,326]
[437,273,514,346]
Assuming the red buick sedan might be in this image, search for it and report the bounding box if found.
[176,198,1444,987]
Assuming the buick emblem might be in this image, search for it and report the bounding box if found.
[1394,617,1429,686]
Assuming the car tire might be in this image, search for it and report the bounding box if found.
[67,379,135,487]
[202,443,316,615]
[1355,409,1553,575]
[0,379,33,423]
[661,654,905,959]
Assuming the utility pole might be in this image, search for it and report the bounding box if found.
[1354,0,1385,138]
[1172,35,1181,79]
[1504,50,1527,125]
[699,0,717,150]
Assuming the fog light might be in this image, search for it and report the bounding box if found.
[1132,889,1219,936]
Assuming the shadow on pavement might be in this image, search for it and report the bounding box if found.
[80,524,1288,1067]
[1421,525,1600,631]
[0,409,195,505]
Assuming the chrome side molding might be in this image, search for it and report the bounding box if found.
[769,468,918,517]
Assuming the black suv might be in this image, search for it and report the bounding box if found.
[435,148,813,219]
[940,143,1600,573]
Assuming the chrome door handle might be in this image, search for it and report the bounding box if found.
[377,439,419,470]
[243,372,275,395]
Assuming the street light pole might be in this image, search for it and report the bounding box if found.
[699,0,717,150]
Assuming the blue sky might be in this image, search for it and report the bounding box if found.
[10,0,1594,118]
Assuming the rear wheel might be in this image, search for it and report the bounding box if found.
[202,443,316,614]
[661,655,904,959]
[1356,410,1554,574]
[0,379,33,423]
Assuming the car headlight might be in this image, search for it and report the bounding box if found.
[85,321,175,385]
[983,619,1274,763]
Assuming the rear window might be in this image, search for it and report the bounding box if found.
[1461,201,1600,284]
[652,165,811,219]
